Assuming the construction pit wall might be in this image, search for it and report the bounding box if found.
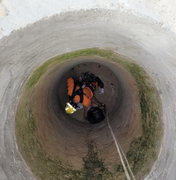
[1,1,176,180]
[1,0,176,38]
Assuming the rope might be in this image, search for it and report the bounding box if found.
[106,115,136,180]
[118,140,136,180]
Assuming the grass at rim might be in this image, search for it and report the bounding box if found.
[25,48,121,90]
[124,63,163,178]
[16,48,163,180]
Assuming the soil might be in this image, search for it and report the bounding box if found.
[30,55,141,170]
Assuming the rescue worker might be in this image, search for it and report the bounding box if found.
[84,96,106,124]
[65,72,105,124]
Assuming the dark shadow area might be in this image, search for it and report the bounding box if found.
[56,61,120,122]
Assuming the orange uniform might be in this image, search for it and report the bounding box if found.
[67,78,98,107]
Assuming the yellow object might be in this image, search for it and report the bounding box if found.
[65,102,76,114]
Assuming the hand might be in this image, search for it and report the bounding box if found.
[99,88,104,94]
[100,103,106,113]
[101,103,105,107]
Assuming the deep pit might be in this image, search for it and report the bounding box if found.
[15,49,163,180]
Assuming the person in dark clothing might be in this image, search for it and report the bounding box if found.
[84,96,106,124]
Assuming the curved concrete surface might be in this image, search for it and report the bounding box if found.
[1,4,176,180]
[26,57,141,169]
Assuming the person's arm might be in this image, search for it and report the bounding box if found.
[91,96,102,107]
[84,106,88,119]
[84,106,91,119]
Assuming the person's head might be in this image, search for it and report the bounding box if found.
[65,100,78,114]
[86,106,105,124]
